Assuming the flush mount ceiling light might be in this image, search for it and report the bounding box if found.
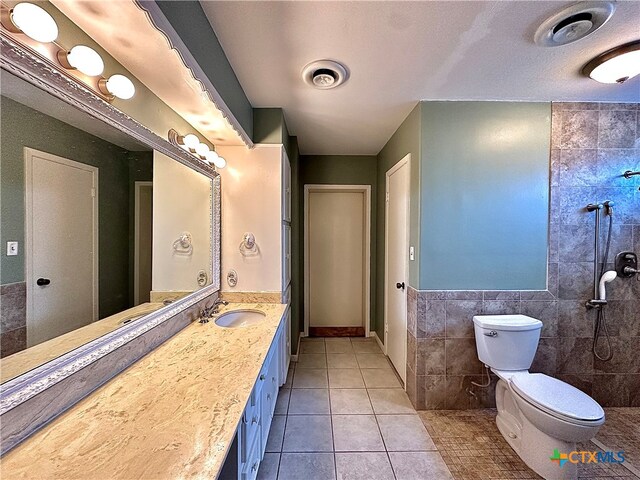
[58,45,105,76]
[302,60,349,89]
[534,2,615,47]
[583,40,640,84]
[98,74,136,100]
[4,2,58,43]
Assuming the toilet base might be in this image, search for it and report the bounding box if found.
[495,380,579,480]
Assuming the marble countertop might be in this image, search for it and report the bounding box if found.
[1,302,165,383]
[1,302,287,479]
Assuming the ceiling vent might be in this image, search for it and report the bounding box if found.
[302,60,349,89]
[534,2,615,47]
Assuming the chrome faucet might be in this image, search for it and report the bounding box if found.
[199,299,229,324]
[212,298,229,313]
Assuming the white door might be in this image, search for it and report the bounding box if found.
[385,155,410,383]
[25,148,98,347]
[307,189,366,331]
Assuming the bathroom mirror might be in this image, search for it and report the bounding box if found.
[0,69,219,383]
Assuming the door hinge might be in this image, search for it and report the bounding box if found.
[384,323,389,333]
[91,188,96,198]
[385,191,389,202]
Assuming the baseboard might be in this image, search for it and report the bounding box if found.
[372,331,385,354]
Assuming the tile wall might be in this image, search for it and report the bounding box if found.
[0,282,26,357]
[407,102,640,410]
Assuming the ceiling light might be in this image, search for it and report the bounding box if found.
[58,45,104,76]
[312,69,337,88]
[195,143,210,157]
[9,2,58,43]
[183,134,200,149]
[98,74,135,100]
[213,156,226,169]
[583,40,640,84]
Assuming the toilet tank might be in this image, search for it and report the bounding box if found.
[473,315,543,371]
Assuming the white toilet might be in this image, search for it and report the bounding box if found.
[473,314,605,480]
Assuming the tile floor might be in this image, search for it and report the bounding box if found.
[258,336,453,480]
[259,337,640,480]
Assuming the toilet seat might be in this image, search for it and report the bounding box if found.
[509,373,604,425]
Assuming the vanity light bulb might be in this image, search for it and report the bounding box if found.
[183,134,200,149]
[213,156,227,169]
[65,45,104,76]
[105,74,135,100]
[205,150,219,164]
[11,3,58,43]
[195,143,210,157]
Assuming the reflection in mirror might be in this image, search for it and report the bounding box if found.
[0,69,214,383]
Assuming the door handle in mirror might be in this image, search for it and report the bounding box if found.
[396,282,405,291]
[37,278,51,286]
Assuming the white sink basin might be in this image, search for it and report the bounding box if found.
[215,309,266,328]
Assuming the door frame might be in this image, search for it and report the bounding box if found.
[384,154,411,363]
[134,181,153,305]
[303,184,371,338]
[24,147,99,331]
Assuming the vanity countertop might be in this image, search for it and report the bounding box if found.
[1,302,287,479]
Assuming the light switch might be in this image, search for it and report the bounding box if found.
[7,241,18,256]
[409,246,415,261]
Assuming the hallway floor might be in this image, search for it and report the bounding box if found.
[258,336,452,480]
[259,337,640,480]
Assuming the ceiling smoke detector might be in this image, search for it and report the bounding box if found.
[302,60,349,89]
[534,2,615,47]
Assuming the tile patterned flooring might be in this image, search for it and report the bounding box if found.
[258,336,452,480]
[259,337,640,480]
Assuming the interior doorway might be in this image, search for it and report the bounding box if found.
[134,181,153,305]
[304,185,371,338]
[25,148,98,347]
[384,154,410,383]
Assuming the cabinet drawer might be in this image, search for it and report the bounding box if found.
[241,429,261,480]
[240,392,261,463]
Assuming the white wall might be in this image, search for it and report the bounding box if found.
[217,145,282,293]
[152,151,212,291]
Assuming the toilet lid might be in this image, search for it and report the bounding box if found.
[510,374,604,422]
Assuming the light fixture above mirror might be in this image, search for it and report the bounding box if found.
[1,2,135,101]
[168,129,226,169]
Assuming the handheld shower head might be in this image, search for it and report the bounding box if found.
[598,270,617,301]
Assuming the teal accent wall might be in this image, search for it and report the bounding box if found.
[299,155,379,333]
[419,102,550,290]
[156,1,253,139]
[375,104,422,340]
[0,96,152,317]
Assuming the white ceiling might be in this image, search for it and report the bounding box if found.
[202,1,640,155]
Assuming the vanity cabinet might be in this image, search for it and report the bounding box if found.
[233,315,289,480]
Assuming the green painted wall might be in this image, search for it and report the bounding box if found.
[254,108,287,145]
[299,155,379,333]
[375,105,422,340]
[156,1,253,139]
[0,96,152,317]
[419,102,550,290]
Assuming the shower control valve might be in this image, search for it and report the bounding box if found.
[615,252,638,278]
